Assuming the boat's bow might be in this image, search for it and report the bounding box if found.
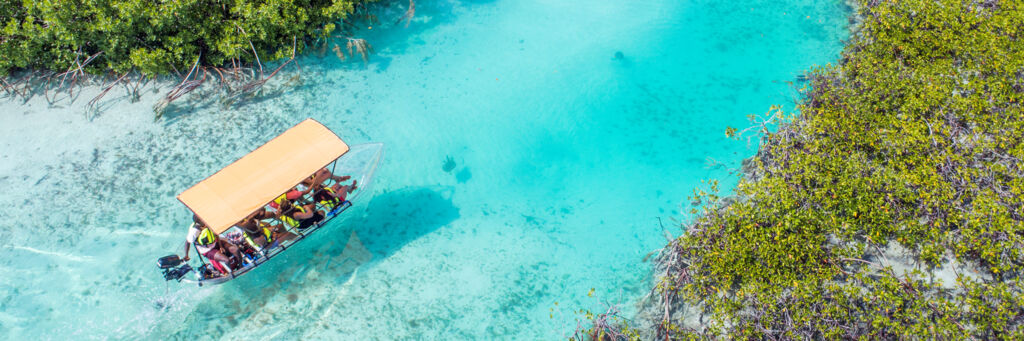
[331,142,385,203]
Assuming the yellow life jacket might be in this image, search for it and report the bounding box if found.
[197,228,216,246]
[263,226,274,243]
[243,223,275,248]
[243,232,258,249]
[319,187,341,209]
[273,194,288,206]
[260,222,274,243]
[280,205,306,228]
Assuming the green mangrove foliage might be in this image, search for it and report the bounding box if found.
[0,0,377,76]
[637,0,1023,339]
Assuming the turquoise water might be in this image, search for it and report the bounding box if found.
[0,0,847,339]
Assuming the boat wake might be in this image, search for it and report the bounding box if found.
[8,245,94,263]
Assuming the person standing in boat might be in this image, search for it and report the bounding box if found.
[184,220,243,273]
[182,216,206,262]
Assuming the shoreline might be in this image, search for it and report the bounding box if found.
[621,0,1024,339]
[0,0,391,77]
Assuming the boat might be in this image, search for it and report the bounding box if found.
[156,119,384,286]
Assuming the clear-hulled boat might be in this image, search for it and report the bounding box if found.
[156,119,383,286]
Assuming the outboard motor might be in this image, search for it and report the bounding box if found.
[158,255,192,281]
[158,255,182,269]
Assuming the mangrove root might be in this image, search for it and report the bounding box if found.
[340,37,374,63]
[87,72,130,119]
[395,0,416,28]
[154,56,205,120]
[333,44,346,61]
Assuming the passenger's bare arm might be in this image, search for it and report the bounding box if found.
[293,205,316,219]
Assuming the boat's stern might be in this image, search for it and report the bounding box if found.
[157,254,193,281]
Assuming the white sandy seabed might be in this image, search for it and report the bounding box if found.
[0,0,850,339]
[0,82,649,339]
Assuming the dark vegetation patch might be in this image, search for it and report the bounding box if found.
[0,0,381,76]
[576,0,1024,339]
[0,0,415,117]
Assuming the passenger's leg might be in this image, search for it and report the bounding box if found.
[330,181,356,202]
[226,243,242,261]
[316,168,350,186]
[330,182,355,196]
[276,231,297,243]
[210,251,230,264]
[272,225,297,243]
[208,251,231,274]
[311,168,331,187]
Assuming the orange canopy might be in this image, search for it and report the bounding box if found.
[177,119,349,234]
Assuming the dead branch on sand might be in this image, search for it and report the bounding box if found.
[395,0,416,28]
[154,56,205,120]
[332,44,346,61]
[334,36,374,63]
[222,38,299,106]
[46,50,103,104]
[87,71,130,118]
[0,73,34,101]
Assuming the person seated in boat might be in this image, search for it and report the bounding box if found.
[237,210,276,249]
[313,179,358,210]
[237,210,296,249]
[266,170,349,212]
[303,167,351,189]
[187,225,243,273]
[269,222,298,243]
[268,187,311,211]
[276,199,323,230]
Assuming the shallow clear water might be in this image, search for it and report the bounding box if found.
[0,0,847,339]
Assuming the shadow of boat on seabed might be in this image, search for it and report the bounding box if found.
[350,185,460,257]
[214,185,458,288]
[262,185,460,286]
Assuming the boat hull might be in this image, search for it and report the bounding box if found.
[179,142,384,286]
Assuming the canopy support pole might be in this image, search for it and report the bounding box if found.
[193,243,208,280]
[330,159,339,185]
